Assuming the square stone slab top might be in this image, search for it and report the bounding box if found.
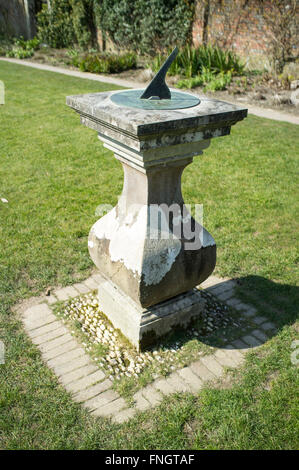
[66,90,247,139]
[67,90,247,171]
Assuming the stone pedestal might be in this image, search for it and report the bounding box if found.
[67,91,247,350]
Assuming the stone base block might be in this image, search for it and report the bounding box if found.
[98,277,205,351]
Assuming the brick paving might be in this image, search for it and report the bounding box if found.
[19,273,276,423]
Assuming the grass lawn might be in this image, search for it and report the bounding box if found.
[0,60,298,450]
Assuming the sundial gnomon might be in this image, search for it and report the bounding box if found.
[110,47,200,110]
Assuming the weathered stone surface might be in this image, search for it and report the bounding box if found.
[152,378,176,395]
[252,329,268,342]
[65,369,106,394]
[72,282,90,294]
[84,389,119,411]
[200,355,223,377]
[190,360,215,381]
[142,385,163,406]
[54,286,79,301]
[47,347,85,368]
[178,367,203,392]
[133,390,151,411]
[40,338,77,358]
[260,321,276,332]
[60,364,98,386]
[112,408,136,424]
[90,162,216,312]
[53,354,91,377]
[23,303,53,319]
[66,92,247,152]
[30,326,69,345]
[166,371,191,392]
[242,335,262,347]
[97,279,206,350]
[28,320,62,339]
[23,311,57,331]
[252,316,268,325]
[67,90,246,350]
[91,397,127,417]
[74,378,112,403]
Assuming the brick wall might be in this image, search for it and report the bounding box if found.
[192,0,297,64]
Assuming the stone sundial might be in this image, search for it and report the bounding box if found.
[66,48,247,351]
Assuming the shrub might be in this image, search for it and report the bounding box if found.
[98,0,196,55]
[6,48,34,59]
[177,69,232,91]
[37,0,75,48]
[5,36,40,60]
[79,52,137,74]
[67,48,80,67]
[152,45,244,78]
[14,37,40,51]
[70,0,97,48]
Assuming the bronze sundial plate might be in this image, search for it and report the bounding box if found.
[110,89,200,110]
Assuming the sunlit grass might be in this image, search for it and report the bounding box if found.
[0,61,298,449]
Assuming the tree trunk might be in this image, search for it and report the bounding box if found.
[23,0,31,39]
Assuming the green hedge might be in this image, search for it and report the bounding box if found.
[37,0,75,48]
[99,0,195,55]
[37,0,196,53]
[79,52,137,73]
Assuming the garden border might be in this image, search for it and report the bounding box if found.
[17,273,277,424]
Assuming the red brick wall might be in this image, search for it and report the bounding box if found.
[192,0,296,59]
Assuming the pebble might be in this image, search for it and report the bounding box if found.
[60,289,238,379]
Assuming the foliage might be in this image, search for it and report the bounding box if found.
[259,0,299,73]
[0,61,298,450]
[79,52,137,73]
[70,0,98,48]
[153,44,242,90]
[98,0,196,55]
[66,48,80,67]
[203,70,232,91]
[196,0,298,74]
[37,0,75,48]
[177,69,232,91]
[152,44,244,78]
[0,38,12,57]
[5,36,40,59]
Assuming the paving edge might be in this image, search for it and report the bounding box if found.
[17,273,276,423]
